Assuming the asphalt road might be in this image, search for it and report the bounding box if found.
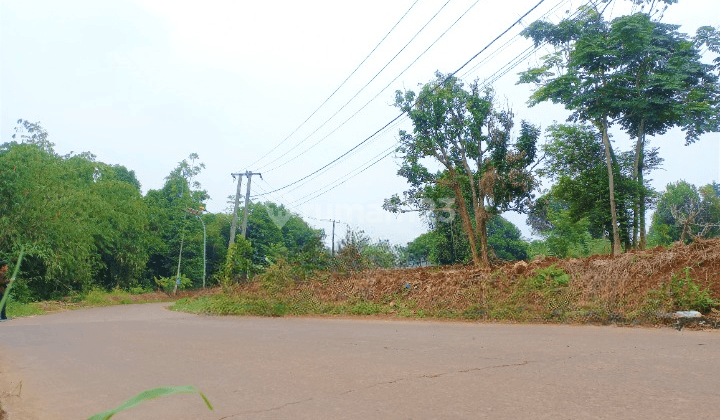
[1,303,719,419]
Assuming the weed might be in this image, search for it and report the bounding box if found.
[667,268,717,312]
[154,275,192,295]
[5,301,46,317]
[258,258,295,294]
[532,265,570,288]
[84,289,112,306]
[461,303,486,320]
[88,386,212,420]
[348,300,386,316]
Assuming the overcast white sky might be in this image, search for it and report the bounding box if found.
[1,0,719,247]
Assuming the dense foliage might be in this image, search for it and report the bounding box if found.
[0,127,331,300]
[385,73,539,266]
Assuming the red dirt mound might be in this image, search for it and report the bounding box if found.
[298,239,720,322]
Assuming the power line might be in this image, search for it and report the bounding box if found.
[255,0,550,199]
[252,179,350,238]
[282,0,591,210]
[263,0,483,174]
[256,113,405,196]
[448,0,547,78]
[248,0,423,170]
[289,140,399,205]
[293,144,399,207]
[279,115,406,196]
[459,0,570,79]
[250,115,404,200]
[256,0,456,172]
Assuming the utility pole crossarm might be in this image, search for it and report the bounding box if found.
[319,218,342,257]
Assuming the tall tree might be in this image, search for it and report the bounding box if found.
[537,123,662,248]
[386,72,539,266]
[520,6,625,255]
[1,125,151,296]
[521,6,720,253]
[144,154,208,283]
[649,181,720,244]
[609,13,720,248]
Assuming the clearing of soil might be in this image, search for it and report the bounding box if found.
[336,238,720,305]
[227,238,720,325]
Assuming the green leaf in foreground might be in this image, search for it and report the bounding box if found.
[87,386,213,420]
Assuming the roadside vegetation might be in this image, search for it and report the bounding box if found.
[172,238,720,327]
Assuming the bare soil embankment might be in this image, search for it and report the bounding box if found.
[275,239,720,326]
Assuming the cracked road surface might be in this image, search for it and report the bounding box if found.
[1,303,719,419]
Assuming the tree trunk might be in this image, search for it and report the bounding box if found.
[600,119,622,256]
[450,182,483,266]
[632,119,646,249]
[471,187,491,267]
[477,211,490,266]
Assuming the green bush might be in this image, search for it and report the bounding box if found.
[129,286,150,295]
[259,257,295,294]
[667,268,716,312]
[154,275,192,294]
[84,289,112,306]
[531,264,570,289]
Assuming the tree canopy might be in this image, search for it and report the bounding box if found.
[386,72,539,266]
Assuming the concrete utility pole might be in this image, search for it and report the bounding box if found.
[229,171,262,247]
[240,171,262,239]
[321,219,341,256]
[229,173,243,246]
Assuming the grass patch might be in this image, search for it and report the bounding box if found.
[3,288,176,319]
[5,300,47,317]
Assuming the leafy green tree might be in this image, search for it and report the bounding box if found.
[520,6,626,255]
[334,229,372,272]
[144,154,208,286]
[386,72,539,266]
[649,181,720,244]
[85,161,149,289]
[233,201,329,273]
[1,124,151,297]
[244,202,283,267]
[608,13,720,248]
[537,123,659,248]
[362,239,398,269]
[332,229,401,271]
[277,208,328,271]
[406,231,442,266]
[0,142,97,296]
[528,195,593,258]
[521,6,720,253]
[12,119,55,153]
[486,216,529,261]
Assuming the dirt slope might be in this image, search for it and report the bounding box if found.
[296,239,720,324]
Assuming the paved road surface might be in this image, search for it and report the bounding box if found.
[0,303,719,419]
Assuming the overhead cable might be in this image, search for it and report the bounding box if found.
[257,0,456,172]
[248,0,423,170]
[263,0,483,174]
[258,0,549,199]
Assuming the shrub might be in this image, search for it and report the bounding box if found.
[154,275,192,294]
[667,268,717,312]
[84,289,112,306]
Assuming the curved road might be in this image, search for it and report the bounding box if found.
[1,303,719,419]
